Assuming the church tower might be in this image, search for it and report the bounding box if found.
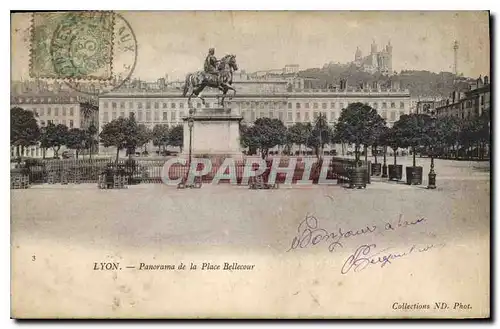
[386,40,392,54]
[371,39,378,54]
[354,47,363,66]
[370,39,378,69]
[386,40,393,74]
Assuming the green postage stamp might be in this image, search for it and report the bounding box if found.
[30,11,115,80]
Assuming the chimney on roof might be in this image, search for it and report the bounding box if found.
[340,79,345,90]
[484,75,489,85]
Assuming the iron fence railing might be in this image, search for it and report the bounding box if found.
[15,156,369,185]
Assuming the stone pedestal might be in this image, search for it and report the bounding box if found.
[182,107,243,157]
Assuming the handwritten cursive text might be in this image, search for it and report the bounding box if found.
[341,243,446,274]
[287,214,377,252]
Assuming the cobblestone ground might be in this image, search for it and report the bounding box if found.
[11,156,490,318]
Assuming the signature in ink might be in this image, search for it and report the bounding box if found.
[341,243,446,275]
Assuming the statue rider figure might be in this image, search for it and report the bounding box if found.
[204,48,220,83]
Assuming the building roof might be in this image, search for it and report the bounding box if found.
[100,89,411,99]
[11,93,97,105]
[466,84,490,96]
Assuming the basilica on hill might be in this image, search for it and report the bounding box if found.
[354,40,393,75]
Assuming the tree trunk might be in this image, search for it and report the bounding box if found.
[76,150,79,159]
[354,144,360,163]
[412,146,416,167]
[373,145,378,164]
[393,148,397,165]
[364,145,368,163]
[261,148,268,160]
[116,147,120,164]
[16,145,21,164]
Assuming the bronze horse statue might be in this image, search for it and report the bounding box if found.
[182,54,238,108]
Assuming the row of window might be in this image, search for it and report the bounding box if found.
[101,108,407,125]
[102,100,407,110]
[291,101,405,110]
[438,111,477,119]
[11,146,40,157]
[460,98,488,109]
[30,107,75,117]
[16,97,78,104]
[39,119,74,128]
[438,107,480,117]
[438,94,489,113]
[104,101,187,110]
[102,111,186,123]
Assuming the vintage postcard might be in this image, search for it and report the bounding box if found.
[10,11,490,318]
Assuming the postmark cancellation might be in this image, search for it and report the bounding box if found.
[30,11,115,80]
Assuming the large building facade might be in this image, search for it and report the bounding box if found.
[98,78,411,155]
[435,76,490,119]
[10,93,98,158]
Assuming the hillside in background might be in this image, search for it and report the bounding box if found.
[298,63,473,98]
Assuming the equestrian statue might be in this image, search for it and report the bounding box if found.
[182,48,238,109]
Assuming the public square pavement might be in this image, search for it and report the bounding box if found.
[12,156,490,247]
[10,156,490,318]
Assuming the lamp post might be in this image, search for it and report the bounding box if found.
[381,146,388,178]
[178,110,196,189]
[185,117,195,188]
[427,152,436,189]
[188,117,194,170]
[427,118,437,189]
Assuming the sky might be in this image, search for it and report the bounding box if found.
[11,11,490,81]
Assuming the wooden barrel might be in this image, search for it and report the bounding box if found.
[388,164,403,181]
[406,166,423,185]
[349,167,367,189]
[371,163,382,176]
